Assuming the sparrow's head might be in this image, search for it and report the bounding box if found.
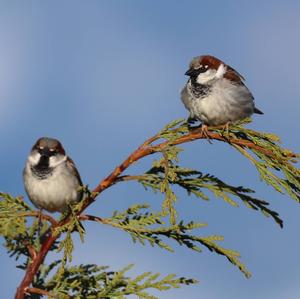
[185,55,227,85]
[29,137,67,169]
[185,55,245,86]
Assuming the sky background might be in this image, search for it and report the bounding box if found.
[1,1,300,298]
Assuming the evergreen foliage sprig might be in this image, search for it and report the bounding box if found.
[122,165,283,227]
[151,119,300,205]
[33,263,197,299]
[82,204,251,278]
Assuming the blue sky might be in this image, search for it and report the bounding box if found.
[1,1,300,298]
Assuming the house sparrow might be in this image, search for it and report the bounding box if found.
[181,55,263,128]
[23,137,83,213]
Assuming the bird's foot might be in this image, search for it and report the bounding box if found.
[222,122,230,134]
[200,124,213,144]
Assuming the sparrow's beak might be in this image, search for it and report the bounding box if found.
[185,68,198,77]
[40,148,51,158]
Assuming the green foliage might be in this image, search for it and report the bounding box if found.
[221,121,300,202]
[136,164,283,227]
[54,205,86,278]
[0,192,32,238]
[122,118,299,228]
[212,119,300,201]
[103,204,251,278]
[0,193,36,265]
[157,118,189,142]
[34,263,197,299]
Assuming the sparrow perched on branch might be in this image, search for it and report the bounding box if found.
[181,55,263,129]
[23,137,83,213]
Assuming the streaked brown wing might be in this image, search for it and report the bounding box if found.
[66,157,83,186]
[224,65,245,82]
[67,157,84,201]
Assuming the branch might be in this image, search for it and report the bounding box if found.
[16,212,58,228]
[26,287,56,297]
[79,214,106,224]
[14,119,300,298]
[22,240,37,260]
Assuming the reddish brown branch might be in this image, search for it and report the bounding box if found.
[14,126,288,299]
[22,240,37,260]
[26,287,54,297]
[79,214,106,224]
[17,212,58,227]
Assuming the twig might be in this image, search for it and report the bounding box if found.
[16,212,58,227]
[79,214,106,224]
[117,175,148,182]
[26,287,54,297]
[79,214,162,234]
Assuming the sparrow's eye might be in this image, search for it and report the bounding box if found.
[49,148,59,156]
[198,64,209,73]
[37,147,44,154]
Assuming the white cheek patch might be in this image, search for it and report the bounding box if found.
[196,69,217,84]
[49,155,67,168]
[28,152,41,165]
[215,64,227,79]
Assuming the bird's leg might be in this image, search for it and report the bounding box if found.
[188,119,212,143]
[220,122,231,139]
[222,122,230,134]
[200,124,213,144]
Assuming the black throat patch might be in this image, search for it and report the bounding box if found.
[190,78,211,98]
[31,156,53,179]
